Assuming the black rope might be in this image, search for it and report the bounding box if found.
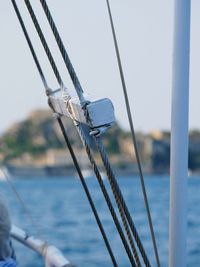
[39,0,85,104]
[105,0,160,266]
[11,2,118,266]
[24,0,64,89]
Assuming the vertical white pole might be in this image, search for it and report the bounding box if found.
[169,0,191,267]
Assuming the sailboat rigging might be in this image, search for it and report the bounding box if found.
[5,0,190,266]
[11,1,118,266]
[105,1,160,266]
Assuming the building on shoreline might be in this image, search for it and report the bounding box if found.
[1,110,200,177]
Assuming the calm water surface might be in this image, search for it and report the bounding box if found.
[1,175,200,267]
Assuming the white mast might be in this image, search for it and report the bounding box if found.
[169,0,191,266]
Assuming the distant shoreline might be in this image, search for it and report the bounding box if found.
[3,164,176,178]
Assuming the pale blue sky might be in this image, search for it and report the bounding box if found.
[0,0,200,133]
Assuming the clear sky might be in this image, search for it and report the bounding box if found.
[0,0,200,133]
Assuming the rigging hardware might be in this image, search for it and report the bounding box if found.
[23,0,139,264]
[35,0,151,265]
[24,0,115,136]
[23,0,137,262]
[11,1,118,266]
[13,0,153,265]
[50,95,115,136]
[38,1,152,264]
[37,0,150,263]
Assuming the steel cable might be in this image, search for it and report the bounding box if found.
[37,0,150,265]
[11,1,118,266]
[22,0,150,265]
[95,137,151,267]
[39,0,85,104]
[11,0,48,91]
[24,0,64,89]
[105,0,160,266]
[56,118,119,267]
[22,0,139,265]
[77,124,140,267]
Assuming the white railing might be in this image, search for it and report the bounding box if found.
[11,225,73,267]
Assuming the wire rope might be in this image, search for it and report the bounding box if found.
[37,1,151,265]
[95,137,151,267]
[21,2,139,264]
[17,0,153,265]
[105,0,160,266]
[11,1,118,266]
[39,0,85,104]
[23,0,65,92]
[77,125,139,267]
[22,1,141,264]
[55,118,119,267]
[37,0,152,265]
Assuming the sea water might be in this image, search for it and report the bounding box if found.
[1,175,200,267]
